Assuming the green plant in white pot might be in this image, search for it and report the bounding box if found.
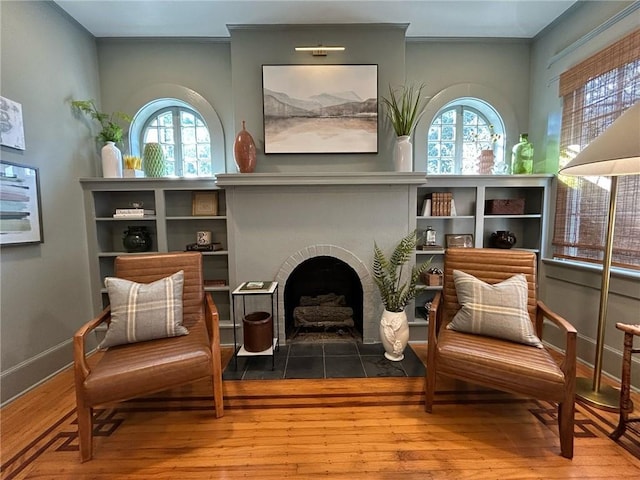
[71,99,132,178]
[381,83,427,172]
[373,230,431,361]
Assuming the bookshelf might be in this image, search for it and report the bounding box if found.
[80,178,232,333]
[412,174,552,325]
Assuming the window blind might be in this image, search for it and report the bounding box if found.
[553,29,640,270]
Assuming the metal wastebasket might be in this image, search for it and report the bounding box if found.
[243,311,273,352]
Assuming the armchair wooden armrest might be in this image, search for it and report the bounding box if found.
[537,300,577,378]
[427,291,442,346]
[73,306,111,381]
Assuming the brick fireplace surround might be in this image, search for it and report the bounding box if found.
[217,172,426,345]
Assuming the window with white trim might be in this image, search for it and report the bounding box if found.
[141,106,212,177]
[427,99,505,175]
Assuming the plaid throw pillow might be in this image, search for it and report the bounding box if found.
[99,270,188,349]
[447,269,543,348]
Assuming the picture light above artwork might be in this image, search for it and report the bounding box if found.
[294,45,346,56]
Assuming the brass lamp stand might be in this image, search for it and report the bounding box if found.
[559,102,640,411]
[574,175,620,411]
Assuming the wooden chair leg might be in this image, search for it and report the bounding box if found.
[424,370,436,413]
[611,331,634,440]
[76,404,93,462]
[558,401,574,459]
[212,374,224,418]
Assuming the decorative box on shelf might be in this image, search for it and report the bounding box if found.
[485,198,525,215]
[421,268,443,286]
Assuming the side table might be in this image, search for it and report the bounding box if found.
[231,281,279,369]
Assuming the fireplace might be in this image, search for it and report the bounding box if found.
[284,255,363,340]
[216,172,425,346]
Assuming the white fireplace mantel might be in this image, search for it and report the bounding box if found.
[216,172,427,187]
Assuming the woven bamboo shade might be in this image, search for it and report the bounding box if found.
[553,29,640,270]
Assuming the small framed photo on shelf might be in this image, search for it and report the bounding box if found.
[192,191,218,216]
[445,234,474,248]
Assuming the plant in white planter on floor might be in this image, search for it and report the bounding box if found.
[373,230,431,361]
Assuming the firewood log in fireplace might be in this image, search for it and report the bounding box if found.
[293,293,354,328]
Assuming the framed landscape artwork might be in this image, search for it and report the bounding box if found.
[0,161,43,245]
[262,64,378,154]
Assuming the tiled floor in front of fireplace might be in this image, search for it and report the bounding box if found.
[223,341,425,380]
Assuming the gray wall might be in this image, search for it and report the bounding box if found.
[530,1,640,386]
[0,1,99,403]
[1,0,638,404]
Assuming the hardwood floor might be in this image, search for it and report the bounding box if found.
[2,345,640,479]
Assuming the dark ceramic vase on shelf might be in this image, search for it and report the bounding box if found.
[490,230,517,249]
[123,226,152,253]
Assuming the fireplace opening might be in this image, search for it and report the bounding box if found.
[284,256,363,341]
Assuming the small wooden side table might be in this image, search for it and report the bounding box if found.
[610,322,640,440]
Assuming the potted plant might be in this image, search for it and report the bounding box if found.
[71,99,131,143]
[71,99,132,178]
[372,230,431,361]
[381,83,428,172]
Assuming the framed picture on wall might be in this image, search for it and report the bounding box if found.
[0,97,26,150]
[262,64,378,154]
[0,161,43,245]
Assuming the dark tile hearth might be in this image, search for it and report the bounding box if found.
[223,341,425,380]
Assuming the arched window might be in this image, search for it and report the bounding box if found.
[128,88,225,176]
[427,99,505,175]
[141,106,211,177]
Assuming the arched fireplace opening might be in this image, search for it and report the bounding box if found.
[284,256,363,341]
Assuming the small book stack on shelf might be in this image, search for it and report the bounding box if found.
[113,208,155,218]
[421,193,456,216]
[186,242,223,252]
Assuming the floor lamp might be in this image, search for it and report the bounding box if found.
[559,101,640,410]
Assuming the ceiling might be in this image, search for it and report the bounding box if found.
[54,0,578,39]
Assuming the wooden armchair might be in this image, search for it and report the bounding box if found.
[73,252,224,462]
[424,248,577,458]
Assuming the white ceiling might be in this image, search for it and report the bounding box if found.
[54,0,578,39]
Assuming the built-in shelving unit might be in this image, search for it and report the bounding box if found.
[80,178,232,331]
[411,174,552,326]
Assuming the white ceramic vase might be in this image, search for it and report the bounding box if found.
[393,135,413,172]
[379,308,410,361]
[101,141,123,178]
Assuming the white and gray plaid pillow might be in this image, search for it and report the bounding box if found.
[447,269,542,348]
[99,270,188,349]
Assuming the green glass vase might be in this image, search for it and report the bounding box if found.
[143,143,166,177]
[511,133,534,174]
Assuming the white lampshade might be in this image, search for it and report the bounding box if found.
[559,101,640,177]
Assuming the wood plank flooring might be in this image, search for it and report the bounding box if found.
[2,345,640,479]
